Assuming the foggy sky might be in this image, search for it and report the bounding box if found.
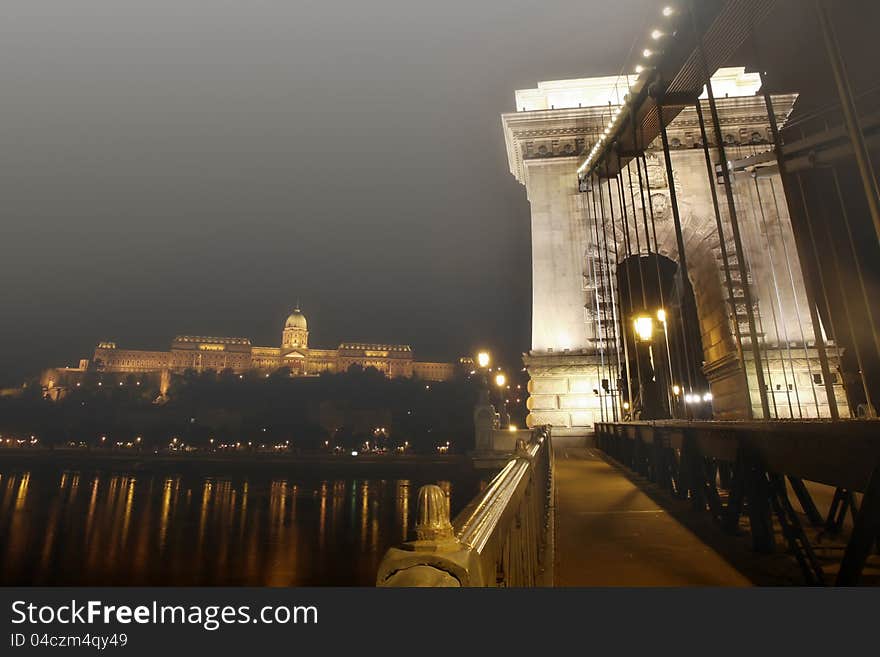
[0,0,656,383]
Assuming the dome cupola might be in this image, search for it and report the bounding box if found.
[282,304,309,350]
[285,306,308,330]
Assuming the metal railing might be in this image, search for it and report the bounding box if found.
[594,420,880,585]
[376,426,553,586]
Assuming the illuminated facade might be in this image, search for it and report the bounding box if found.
[43,307,457,393]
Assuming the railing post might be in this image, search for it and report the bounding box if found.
[376,484,477,587]
[378,428,553,587]
[414,485,454,541]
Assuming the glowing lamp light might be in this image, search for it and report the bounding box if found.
[495,373,507,388]
[635,64,644,74]
[643,48,653,58]
[623,402,631,411]
[633,316,654,341]
[477,351,490,368]
[672,384,681,396]
[657,308,667,323]
[663,6,674,17]
[703,392,713,402]
[508,425,518,432]
[651,29,663,40]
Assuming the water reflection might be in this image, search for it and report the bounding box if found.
[0,468,476,586]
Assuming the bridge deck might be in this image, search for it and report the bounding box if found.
[553,439,753,586]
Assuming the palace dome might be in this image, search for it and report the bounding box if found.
[285,307,308,330]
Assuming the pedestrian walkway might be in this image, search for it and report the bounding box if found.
[553,439,752,586]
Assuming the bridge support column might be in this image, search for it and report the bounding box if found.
[502,132,606,440]
[524,352,608,440]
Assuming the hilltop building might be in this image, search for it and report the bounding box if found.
[41,306,458,398]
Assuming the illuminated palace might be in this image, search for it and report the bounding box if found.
[43,306,458,394]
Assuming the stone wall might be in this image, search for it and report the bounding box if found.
[523,351,614,435]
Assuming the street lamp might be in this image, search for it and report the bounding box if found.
[631,315,655,419]
[474,350,500,426]
[476,350,492,392]
[633,315,654,342]
[494,372,508,428]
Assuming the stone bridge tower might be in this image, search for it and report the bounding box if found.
[502,69,847,437]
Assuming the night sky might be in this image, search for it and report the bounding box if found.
[0,0,659,384]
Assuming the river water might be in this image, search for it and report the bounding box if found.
[0,465,479,586]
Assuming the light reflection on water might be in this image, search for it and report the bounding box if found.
[0,469,474,586]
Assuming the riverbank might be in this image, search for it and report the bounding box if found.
[0,447,471,477]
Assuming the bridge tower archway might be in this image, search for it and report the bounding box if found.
[595,146,848,420]
[614,252,708,420]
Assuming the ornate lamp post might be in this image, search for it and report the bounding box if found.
[476,351,491,392]
[657,308,676,417]
[632,314,654,417]
[494,372,508,428]
[474,350,497,427]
